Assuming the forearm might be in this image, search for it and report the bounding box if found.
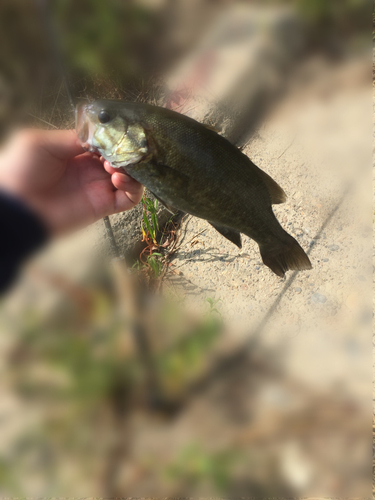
[0,128,143,294]
[0,191,48,293]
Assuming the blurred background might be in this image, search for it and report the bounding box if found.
[0,0,371,497]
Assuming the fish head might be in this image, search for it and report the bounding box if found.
[76,100,149,168]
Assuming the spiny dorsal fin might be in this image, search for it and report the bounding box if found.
[256,168,287,204]
[202,123,221,134]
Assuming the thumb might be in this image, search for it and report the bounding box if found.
[38,129,85,160]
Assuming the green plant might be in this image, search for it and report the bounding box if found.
[165,443,240,493]
[146,253,163,278]
[132,260,142,271]
[156,297,222,392]
[133,253,164,278]
[141,195,159,244]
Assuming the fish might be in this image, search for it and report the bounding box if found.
[76,100,312,277]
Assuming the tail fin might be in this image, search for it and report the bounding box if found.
[259,233,312,277]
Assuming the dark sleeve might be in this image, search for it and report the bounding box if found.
[0,191,48,294]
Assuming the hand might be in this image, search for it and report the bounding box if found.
[0,129,144,234]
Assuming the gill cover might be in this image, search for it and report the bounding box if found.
[99,120,149,168]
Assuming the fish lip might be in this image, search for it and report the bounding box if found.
[75,102,98,151]
[75,103,89,144]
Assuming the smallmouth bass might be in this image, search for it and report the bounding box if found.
[76,100,312,277]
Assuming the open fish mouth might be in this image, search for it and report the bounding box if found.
[75,103,99,152]
[75,104,88,142]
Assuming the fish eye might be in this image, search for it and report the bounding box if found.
[98,110,111,124]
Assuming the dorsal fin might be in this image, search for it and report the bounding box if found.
[202,123,221,133]
[256,168,287,204]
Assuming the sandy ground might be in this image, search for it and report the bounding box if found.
[165,59,371,344]
[0,57,370,498]
[112,59,371,497]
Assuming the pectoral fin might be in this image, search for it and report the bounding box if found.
[140,160,188,213]
[151,192,178,214]
[209,222,242,249]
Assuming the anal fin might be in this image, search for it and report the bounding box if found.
[209,222,242,249]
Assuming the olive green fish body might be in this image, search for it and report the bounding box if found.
[76,100,312,277]
[121,106,280,235]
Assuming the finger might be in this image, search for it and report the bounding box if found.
[112,171,141,191]
[114,186,144,213]
[72,152,111,179]
[103,161,118,175]
[38,130,85,160]
[104,160,127,176]
[112,172,144,208]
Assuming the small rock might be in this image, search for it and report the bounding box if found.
[294,287,302,293]
[322,258,329,262]
[329,245,339,251]
[311,292,327,304]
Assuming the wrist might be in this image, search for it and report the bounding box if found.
[0,188,49,244]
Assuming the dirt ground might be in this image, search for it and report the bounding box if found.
[0,56,370,498]
[165,57,371,334]
[107,57,371,496]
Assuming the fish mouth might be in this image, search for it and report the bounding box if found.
[75,103,98,152]
[75,103,88,142]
